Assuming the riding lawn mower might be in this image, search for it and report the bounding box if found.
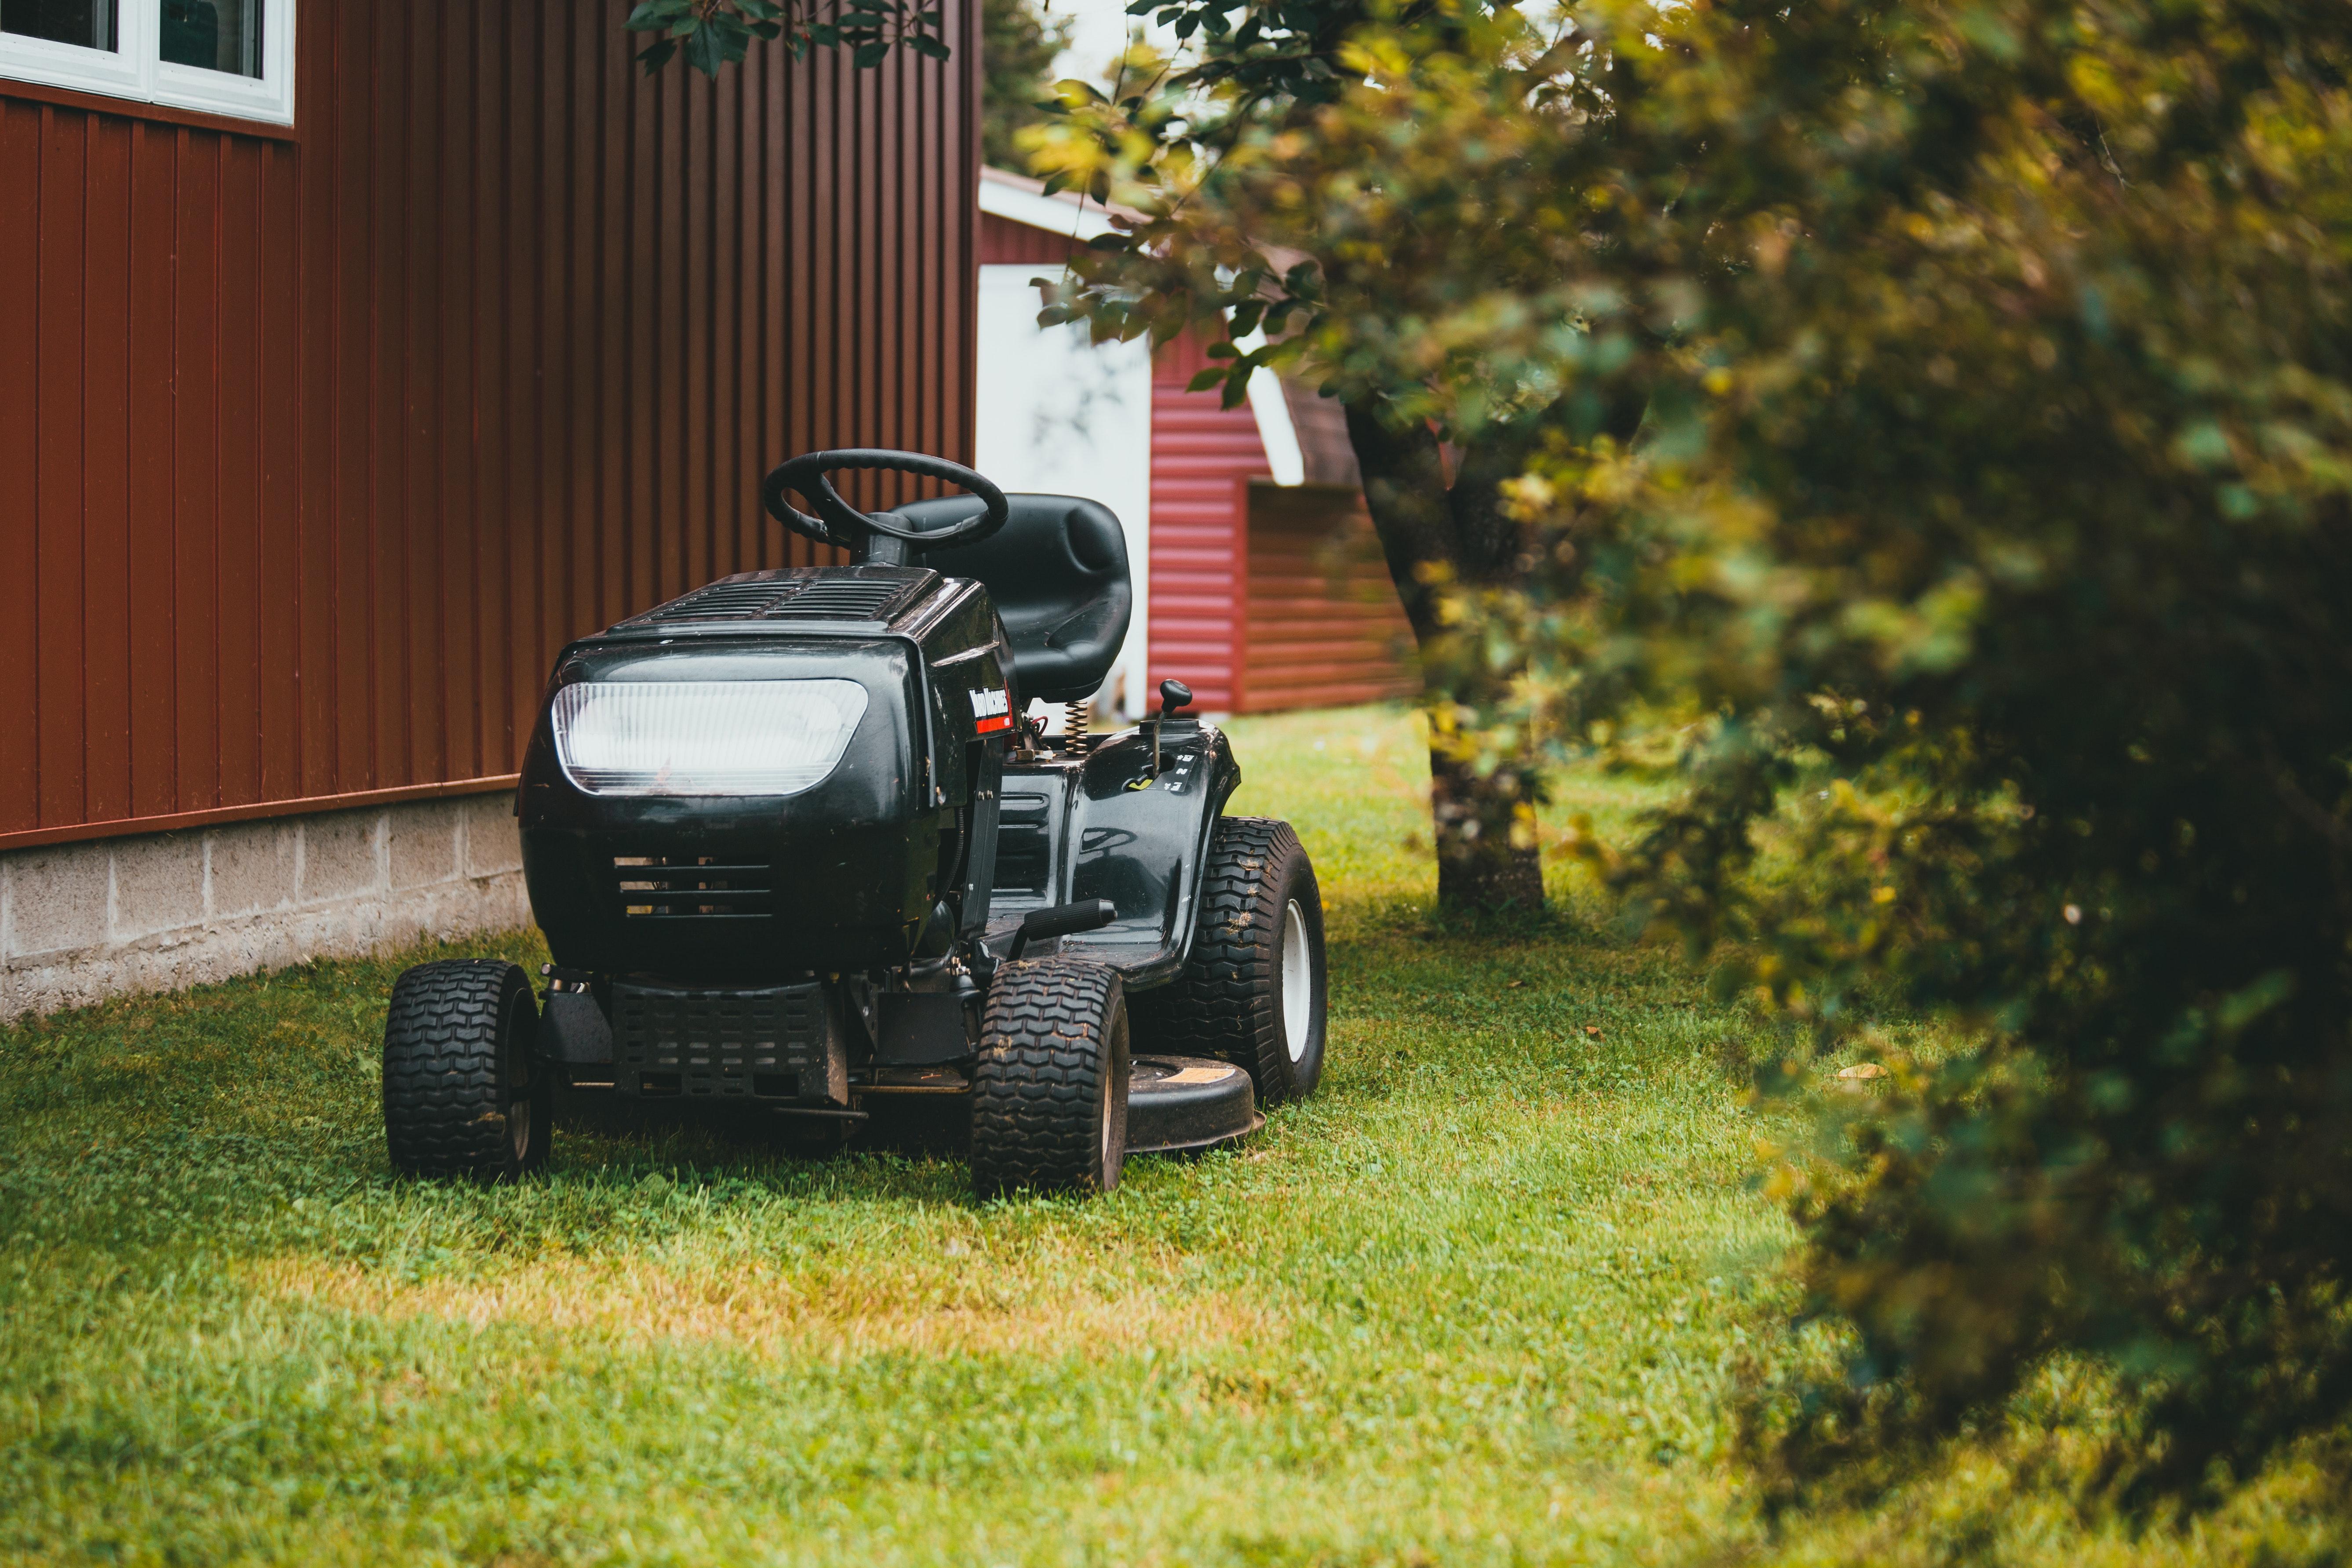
[378,449,1329,1196]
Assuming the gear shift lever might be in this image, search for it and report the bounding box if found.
[1146,679,1195,777]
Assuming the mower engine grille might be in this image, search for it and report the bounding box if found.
[632,576,806,623]
[614,855,772,920]
[761,579,910,620]
[611,980,829,1099]
[618,572,916,629]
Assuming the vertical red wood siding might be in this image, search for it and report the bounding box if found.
[1147,330,1267,713]
[0,0,981,848]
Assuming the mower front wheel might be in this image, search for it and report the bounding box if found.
[382,959,552,1180]
[970,958,1130,1197]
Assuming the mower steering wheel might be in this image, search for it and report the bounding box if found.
[762,449,1009,556]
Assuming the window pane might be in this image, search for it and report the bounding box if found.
[159,0,259,77]
[1,0,118,51]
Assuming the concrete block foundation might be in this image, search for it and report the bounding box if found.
[0,793,532,1022]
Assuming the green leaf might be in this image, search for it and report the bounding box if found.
[684,22,726,76]
[634,37,679,73]
[909,34,950,60]
[1186,367,1227,393]
[852,40,890,66]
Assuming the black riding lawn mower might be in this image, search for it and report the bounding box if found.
[378,450,1328,1196]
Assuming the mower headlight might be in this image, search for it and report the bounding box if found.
[550,679,870,797]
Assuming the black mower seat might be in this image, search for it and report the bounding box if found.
[892,493,1132,706]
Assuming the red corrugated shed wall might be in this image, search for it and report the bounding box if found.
[0,0,980,849]
[1148,330,1268,713]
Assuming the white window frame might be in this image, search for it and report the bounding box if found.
[0,0,295,127]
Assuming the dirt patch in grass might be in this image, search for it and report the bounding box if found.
[247,1251,1279,1361]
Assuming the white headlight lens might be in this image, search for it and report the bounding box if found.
[550,679,870,797]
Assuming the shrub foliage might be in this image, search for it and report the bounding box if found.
[1030,0,2352,1498]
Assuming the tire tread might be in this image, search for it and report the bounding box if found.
[970,958,1127,1196]
[1135,816,1324,1102]
[382,959,539,1179]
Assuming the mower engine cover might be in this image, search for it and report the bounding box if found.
[517,564,1012,982]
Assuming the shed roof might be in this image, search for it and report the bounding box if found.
[977,167,1310,485]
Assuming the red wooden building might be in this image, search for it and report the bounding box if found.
[975,168,1417,717]
[0,0,980,1015]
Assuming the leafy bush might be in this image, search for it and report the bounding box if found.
[1036,0,2352,1501]
[1514,0,2352,1502]
[979,0,1071,171]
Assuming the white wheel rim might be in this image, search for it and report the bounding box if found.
[1100,1067,1115,1175]
[1280,899,1312,1063]
[503,988,534,1163]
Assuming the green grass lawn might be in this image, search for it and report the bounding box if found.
[1,706,2346,1565]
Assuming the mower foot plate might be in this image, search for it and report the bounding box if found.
[1126,1055,1263,1157]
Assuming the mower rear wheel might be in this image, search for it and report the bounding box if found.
[382,959,551,1180]
[1135,816,1328,1105]
[970,958,1130,1197]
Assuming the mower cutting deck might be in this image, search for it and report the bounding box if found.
[380,448,1326,1196]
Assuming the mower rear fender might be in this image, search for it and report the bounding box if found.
[989,719,1240,990]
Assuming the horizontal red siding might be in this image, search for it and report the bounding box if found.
[1243,483,1419,713]
[978,207,1077,266]
[0,0,980,847]
[1147,331,1267,713]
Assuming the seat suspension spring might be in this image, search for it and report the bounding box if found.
[1062,701,1091,754]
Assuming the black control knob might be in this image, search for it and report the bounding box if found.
[1158,678,1194,717]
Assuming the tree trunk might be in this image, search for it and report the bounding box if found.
[1431,749,1546,912]
[1343,401,1547,913]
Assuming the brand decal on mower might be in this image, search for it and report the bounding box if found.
[970,686,1012,735]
